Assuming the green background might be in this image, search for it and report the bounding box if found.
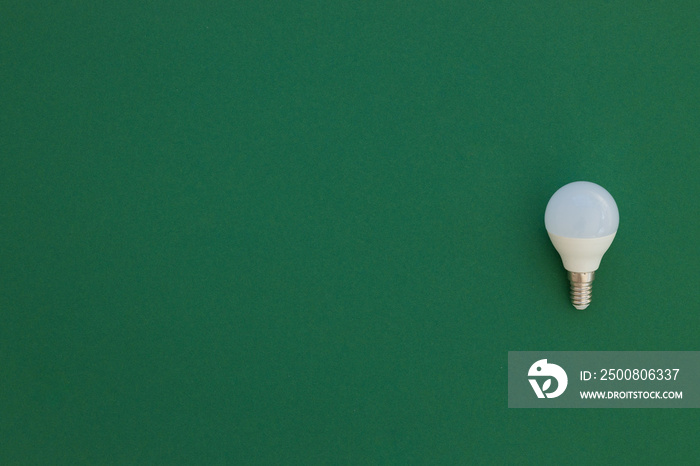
[2,1,699,464]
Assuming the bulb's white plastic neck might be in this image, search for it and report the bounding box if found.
[547,232,617,272]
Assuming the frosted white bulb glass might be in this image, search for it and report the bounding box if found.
[544,181,619,310]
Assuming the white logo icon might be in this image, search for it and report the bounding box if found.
[528,359,568,398]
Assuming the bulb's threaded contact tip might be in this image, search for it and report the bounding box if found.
[568,271,595,310]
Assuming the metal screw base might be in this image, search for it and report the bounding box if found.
[568,271,595,310]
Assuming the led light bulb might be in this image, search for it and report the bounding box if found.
[545,181,619,310]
